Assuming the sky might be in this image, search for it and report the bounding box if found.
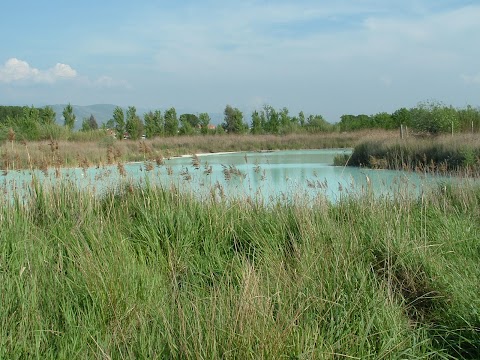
[0,0,479,122]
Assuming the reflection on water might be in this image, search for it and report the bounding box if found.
[0,149,453,204]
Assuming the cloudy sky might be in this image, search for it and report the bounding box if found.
[0,0,479,122]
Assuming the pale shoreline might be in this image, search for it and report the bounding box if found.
[181,149,278,158]
[180,151,240,158]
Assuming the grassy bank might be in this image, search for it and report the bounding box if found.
[0,130,393,171]
[0,180,478,358]
[342,134,480,175]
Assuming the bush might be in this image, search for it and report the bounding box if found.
[411,101,459,135]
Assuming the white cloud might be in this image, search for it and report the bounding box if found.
[461,73,480,85]
[143,2,480,74]
[94,75,131,89]
[0,58,77,83]
[0,58,39,82]
[0,57,131,90]
[50,63,77,78]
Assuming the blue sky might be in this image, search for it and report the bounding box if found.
[0,0,479,122]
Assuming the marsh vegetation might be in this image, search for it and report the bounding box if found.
[1,101,479,358]
[0,178,479,358]
[0,131,375,171]
[343,133,480,175]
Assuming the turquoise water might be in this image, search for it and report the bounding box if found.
[0,149,451,204]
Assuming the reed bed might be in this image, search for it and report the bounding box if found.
[344,133,480,175]
[0,178,478,358]
[0,130,394,171]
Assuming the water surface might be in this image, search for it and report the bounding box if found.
[0,149,449,204]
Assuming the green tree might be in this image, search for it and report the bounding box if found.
[81,114,99,132]
[279,107,296,134]
[251,110,262,135]
[81,118,91,132]
[164,107,178,136]
[88,114,98,130]
[63,103,76,130]
[298,111,305,127]
[411,101,459,134]
[339,114,371,131]
[199,113,211,134]
[105,118,115,129]
[179,113,200,135]
[371,112,393,129]
[306,114,331,132]
[263,105,279,134]
[40,106,56,125]
[144,110,163,138]
[0,106,24,125]
[180,114,200,128]
[457,105,480,132]
[222,105,246,133]
[125,106,144,140]
[24,106,40,123]
[179,120,194,135]
[391,108,412,129]
[13,106,41,140]
[112,106,125,139]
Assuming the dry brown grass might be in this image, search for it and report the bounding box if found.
[348,132,480,174]
[0,130,397,170]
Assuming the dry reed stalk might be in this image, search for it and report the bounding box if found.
[114,147,122,161]
[138,141,153,159]
[191,154,200,169]
[8,127,15,143]
[106,146,114,165]
[117,162,126,177]
[155,154,164,166]
[145,162,154,172]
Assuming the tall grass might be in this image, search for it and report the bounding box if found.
[0,178,478,358]
[346,133,480,174]
[0,130,394,170]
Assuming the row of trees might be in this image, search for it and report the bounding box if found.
[2,101,480,142]
[104,104,333,140]
[0,104,99,141]
[339,101,480,134]
[105,106,215,140]
[104,102,480,138]
[0,105,59,140]
[106,102,480,139]
[248,105,332,135]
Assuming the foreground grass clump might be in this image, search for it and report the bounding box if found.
[345,134,480,174]
[0,181,479,358]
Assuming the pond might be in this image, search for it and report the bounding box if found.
[0,149,451,204]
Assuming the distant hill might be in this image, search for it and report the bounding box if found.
[49,104,224,129]
[50,104,119,129]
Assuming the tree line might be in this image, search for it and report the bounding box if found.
[104,106,215,140]
[105,104,334,140]
[339,101,480,134]
[1,101,480,142]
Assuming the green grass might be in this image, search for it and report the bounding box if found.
[0,179,478,358]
